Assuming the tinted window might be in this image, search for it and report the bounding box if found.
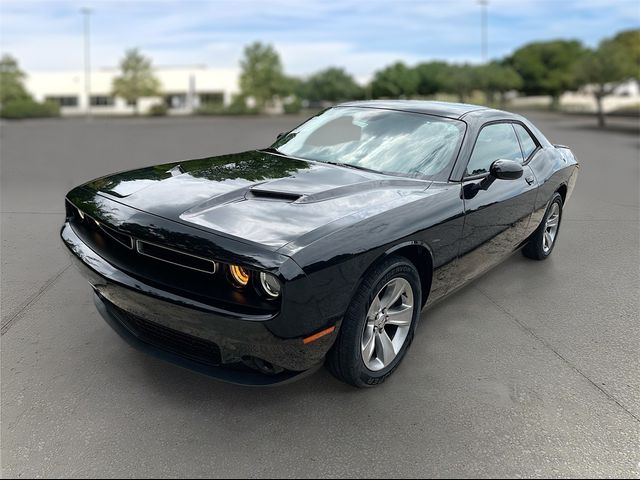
[513,123,538,160]
[45,96,78,107]
[90,96,114,107]
[466,123,523,176]
[274,107,465,178]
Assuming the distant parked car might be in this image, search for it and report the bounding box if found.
[61,101,579,387]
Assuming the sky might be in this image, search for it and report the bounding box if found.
[1,0,638,82]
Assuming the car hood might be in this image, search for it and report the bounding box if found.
[80,150,432,250]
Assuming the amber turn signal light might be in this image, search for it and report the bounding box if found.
[303,326,336,345]
[229,265,250,287]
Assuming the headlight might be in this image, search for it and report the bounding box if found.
[229,265,250,287]
[259,272,281,298]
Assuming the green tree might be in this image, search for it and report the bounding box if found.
[300,67,362,102]
[441,64,479,103]
[575,39,636,127]
[476,62,522,106]
[287,75,306,99]
[414,61,449,96]
[112,49,161,115]
[239,42,288,110]
[0,54,30,105]
[610,29,640,77]
[508,40,586,109]
[370,62,419,98]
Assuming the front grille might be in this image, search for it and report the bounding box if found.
[65,199,280,315]
[136,239,217,274]
[105,299,222,367]
[99,222,134,249]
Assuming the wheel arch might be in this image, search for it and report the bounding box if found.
[383,241,434,308]
[556,183,568,204]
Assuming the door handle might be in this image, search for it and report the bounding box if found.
[525,176,535,185]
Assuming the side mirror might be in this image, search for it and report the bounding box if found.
[276,132,286,140]
[490,159,523,180]
[464,159,524,199]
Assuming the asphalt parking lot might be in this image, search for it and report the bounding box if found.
[1,110,638,478]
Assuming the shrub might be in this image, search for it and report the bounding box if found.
[195,103,225,116]
[0,98,60,119]
[148,103,168,116]
[226,95,259,115]
[283,97,302,114]
[195,96,259,116]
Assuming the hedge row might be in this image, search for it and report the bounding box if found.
[0,99,60,119]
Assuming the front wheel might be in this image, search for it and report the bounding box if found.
[326,255,421,387]
[523,192,563,260]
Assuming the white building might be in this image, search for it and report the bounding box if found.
[25,65,240,116]
[506,80,640,113]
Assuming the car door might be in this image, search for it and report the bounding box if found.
[453,122,538,285]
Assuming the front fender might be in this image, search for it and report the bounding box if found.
[289,184,465,321]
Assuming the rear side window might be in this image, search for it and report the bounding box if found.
[513,123,538,160]
[466,123,523,176]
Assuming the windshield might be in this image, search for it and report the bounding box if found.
[272,106,465,179]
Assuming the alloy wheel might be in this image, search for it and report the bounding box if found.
[542,202,560,253]
[361,277,414,371]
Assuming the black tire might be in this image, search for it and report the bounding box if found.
[326,255,422,387]
[523,192,563,260]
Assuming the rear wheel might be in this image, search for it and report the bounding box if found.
[326,255,421,387]
[523,192,563,260]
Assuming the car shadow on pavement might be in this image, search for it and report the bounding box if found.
[126,253,532,406]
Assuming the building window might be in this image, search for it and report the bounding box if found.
[164,93,187,109]
[90,96,115,107]
[199,92,224,107]
[45,96,78,107]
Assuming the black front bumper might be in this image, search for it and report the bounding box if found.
[94,293,320,386]
[61,222,337,386]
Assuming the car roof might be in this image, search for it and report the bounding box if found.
[337,100,507,120]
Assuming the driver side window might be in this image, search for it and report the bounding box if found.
[466,123,523,176]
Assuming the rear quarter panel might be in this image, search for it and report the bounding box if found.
[526,146,579,236]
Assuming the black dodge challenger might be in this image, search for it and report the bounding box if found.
[61,101,578,387]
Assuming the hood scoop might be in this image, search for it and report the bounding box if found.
[247,178,431,205]
[247,188,302,202]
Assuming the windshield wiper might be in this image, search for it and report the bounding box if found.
[321,161,381,175]
[261,146,283,155]
[260,151,382,175]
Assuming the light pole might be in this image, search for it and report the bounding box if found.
[81,7,92,118]
[479,0,488,63]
